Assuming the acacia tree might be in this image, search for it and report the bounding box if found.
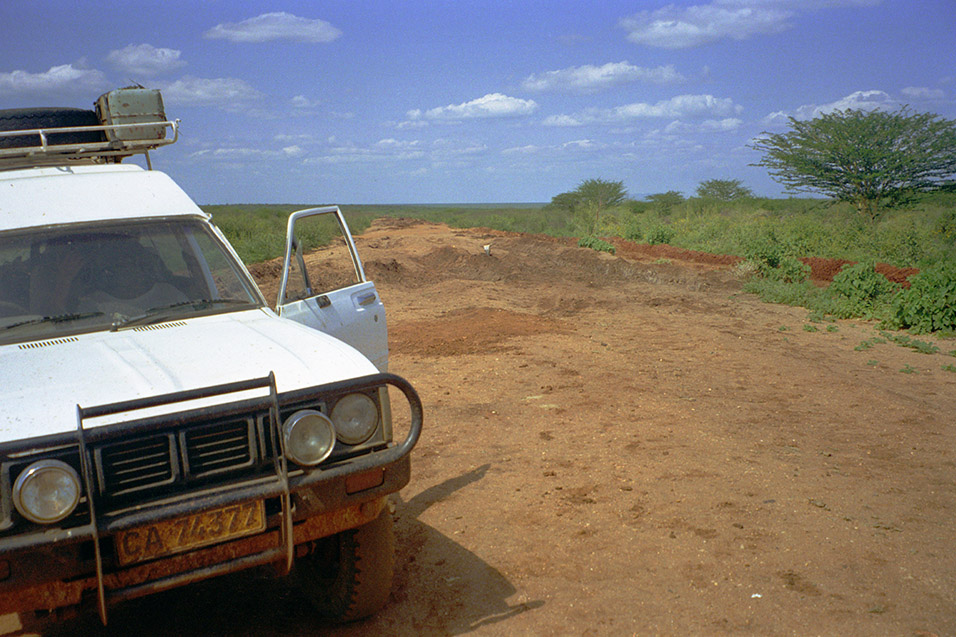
[548,190,581,212]
[550,178,627,235]
[695,179,753,201]
[751,107,956,220]
[645,190,684,212]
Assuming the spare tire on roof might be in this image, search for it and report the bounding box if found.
[0,107,105,149]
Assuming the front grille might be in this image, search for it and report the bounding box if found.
[98,434,175,495]
[92,415,268,508]
[183,419,256,476]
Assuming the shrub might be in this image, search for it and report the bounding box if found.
[741,229,809,283]
[645,225,675,245]
[888,261,956,333]
[935,209,956,243]
[772,256,811,283]
[578,236,616,254]
[621,216,643,241]
[827,262,899,318]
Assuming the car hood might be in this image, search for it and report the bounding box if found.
[0,309,378,443]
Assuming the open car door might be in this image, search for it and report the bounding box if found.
[276,206,388,372]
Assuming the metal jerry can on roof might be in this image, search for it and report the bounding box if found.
[95,88,168,142]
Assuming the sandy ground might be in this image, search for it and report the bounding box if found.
[5,219,954,636]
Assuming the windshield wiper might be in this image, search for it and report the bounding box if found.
[110,298,256,331]
[3,311,105,331]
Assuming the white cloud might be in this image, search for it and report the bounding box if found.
[191,147,276,160]
[375,138,424,156]
[544,94,742,126]
[395,119,428,130]
[901,86,945,100]
[664,118,743,133]
[307,143,425,164]
[503,138,611,157]
[522,61,685,93]
[793,89,896,119]
[617,94,742,118]
[205,12,342,44]
[541,114,583,127]
[431,138,489,156]
[408,93,538,121]
[106,44,185,77]
[502,144,544,155]
[160,76,263,108]
[760,89,905,126]
[190,144,309,161]
[0,63,108,97]
[761,110,791,126]
[620,3,792,49]
[699,117,743,132]
[290,95,320,109]
[305,137,487,165]
[620,0,880,49]
[562,139,604,150]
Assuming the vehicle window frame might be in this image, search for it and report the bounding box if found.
[0,216,264,345]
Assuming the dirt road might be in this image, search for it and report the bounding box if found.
[6,219,955,635]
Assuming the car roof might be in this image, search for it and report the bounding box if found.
[0,164,208,232]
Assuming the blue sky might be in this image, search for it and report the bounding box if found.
[1,0,954,204]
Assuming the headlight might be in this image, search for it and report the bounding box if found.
[330,393,379,445]
[283,410,335,466]
[13,460,82,524]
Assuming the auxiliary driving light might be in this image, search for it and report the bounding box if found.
[13,459,82,524]
[330,393,379,445]
[283,410,335,466]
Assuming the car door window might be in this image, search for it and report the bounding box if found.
[281,213,361,304]
[277,207,388,371]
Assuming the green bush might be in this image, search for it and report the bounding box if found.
[578,236,616,254]
[621,216,643,242]
[774,256,810,283]
[742,229,788,270]
[888,261,956,333]
[645,225,675,245]
[741,228,809,283]
[827,262,899,318]
[935,209,956,243]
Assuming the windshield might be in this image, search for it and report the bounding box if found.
[0,218,261,344]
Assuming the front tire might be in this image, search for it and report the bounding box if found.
[295,507,395,623]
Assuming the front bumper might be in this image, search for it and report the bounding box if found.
[0,372,422,621]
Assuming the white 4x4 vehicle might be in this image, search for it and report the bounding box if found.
[0,89,421,625]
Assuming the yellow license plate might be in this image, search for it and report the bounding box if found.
[115,500,265,566]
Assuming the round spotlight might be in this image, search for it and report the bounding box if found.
[283,410,335,466]
[13,460,82,524]
[330,393,379,445]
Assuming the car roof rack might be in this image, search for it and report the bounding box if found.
[0,119,179,171]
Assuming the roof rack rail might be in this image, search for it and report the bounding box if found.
[0,119,179,171]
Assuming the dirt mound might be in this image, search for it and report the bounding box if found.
[799,257,919,286]
[609,233,920,286]
[612,238,743,268]
[248,220,921,309]
[356,220,746,295]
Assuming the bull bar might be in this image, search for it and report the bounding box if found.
[0,371,422,624]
